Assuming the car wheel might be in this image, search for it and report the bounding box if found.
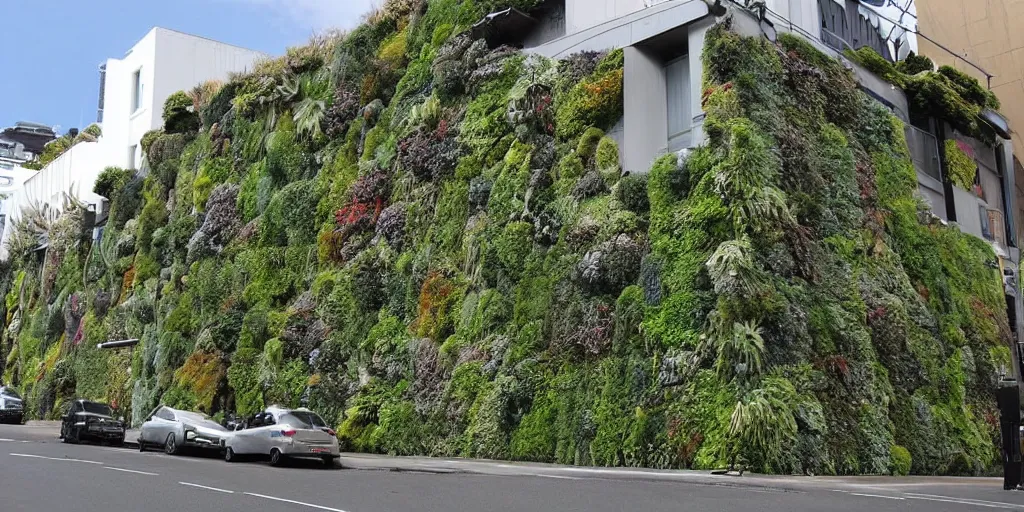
[138,439,146,452]
[69,428,81,444]
[225,447,237,463]
[60,424,68,442]
[165,433,179,455]
[269,448,284,467]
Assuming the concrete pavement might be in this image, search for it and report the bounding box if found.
[2,423,1024,511]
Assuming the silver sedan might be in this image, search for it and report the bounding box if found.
[138,405,232,455]
[224,406,339,467]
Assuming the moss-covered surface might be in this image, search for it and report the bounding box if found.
[944,139,977,190]
[0,10,1010,475]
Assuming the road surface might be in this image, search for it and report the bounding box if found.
[1,424,1024,511]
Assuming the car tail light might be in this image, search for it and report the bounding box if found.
[281,429,296,437]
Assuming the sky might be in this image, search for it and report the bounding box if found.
[0,0,376,136]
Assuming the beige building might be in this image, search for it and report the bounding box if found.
[916,0,1024,243]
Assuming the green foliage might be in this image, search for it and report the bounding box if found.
[0,14,1009,477]
[93,167,133,199]
[944,139,976,190]
[163,91,200,133]
[890,444,912,476]
[555,51,624,140]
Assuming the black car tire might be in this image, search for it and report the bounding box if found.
[138,440,147,452]
[225,447,236,463]
[269,448,284,467]
[165,433,179,455]
[69,428,81,444]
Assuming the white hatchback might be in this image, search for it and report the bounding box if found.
[224,405,339,467]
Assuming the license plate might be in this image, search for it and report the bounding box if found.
[310,447,329,454]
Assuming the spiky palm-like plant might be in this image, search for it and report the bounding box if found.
[294,97,327,140]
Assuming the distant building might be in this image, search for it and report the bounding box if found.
[0,122,57,165]
[0,27,267,259]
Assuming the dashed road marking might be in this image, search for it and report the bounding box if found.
[105,466,158,476]
[849,493,904,500]
[244,492,348,512]
[180,481,234,494]
[9,453,103,464]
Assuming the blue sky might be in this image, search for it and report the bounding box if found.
[1,0,375,135]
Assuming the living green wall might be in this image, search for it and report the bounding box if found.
[0,5,1011,476]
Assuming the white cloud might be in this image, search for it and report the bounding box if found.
[227,0,380,31]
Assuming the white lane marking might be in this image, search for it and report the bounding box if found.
[849,493,904,500]
[180,482,234,494]
[536,474,583,481]
[105,466,158,476]
[0,438,14,441]
[244,492,348,512]
[9,453,103,464]
[904,493,1024,509]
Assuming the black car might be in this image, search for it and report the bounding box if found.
[60,399,126,445]
[0,386,24,424]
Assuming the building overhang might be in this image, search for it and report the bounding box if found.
[472,8,539,48]
[526,0,711,58]
[982,108,1012,140]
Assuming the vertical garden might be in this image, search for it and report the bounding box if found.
[0,1,1012,476]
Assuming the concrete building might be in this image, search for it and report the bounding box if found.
[0,28,267,259]
[99,27,268,171]
[476,0,1022,371]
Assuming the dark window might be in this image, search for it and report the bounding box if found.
[156,408,175,421]
[82,402,113,416]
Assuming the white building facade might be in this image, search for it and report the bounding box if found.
[0,27,266,259]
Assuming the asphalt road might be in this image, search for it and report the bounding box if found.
[2,424,1024,511]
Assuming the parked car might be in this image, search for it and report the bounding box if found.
[138,405,232,455]
[59,399,125,445]
[0,386,24,424]
[225,405,339,467]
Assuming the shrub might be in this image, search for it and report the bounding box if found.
[891,445,912,476]
[617,174,649,213]
[163,91,200,133]
[555,65,624,140]
[93,167,133,199]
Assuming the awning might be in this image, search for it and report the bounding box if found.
[472,8,538,48]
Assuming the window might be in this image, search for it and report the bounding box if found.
[281,412,328,429]
[156,407,175,421]
[131,68,143,113]
[128,145,137,170]
[83,402,113,416]
[665,55,691,152]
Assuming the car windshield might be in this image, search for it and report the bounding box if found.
[280,412,328,429]
[0,387,21,399]
[82,402,112,416]
[177,411,228,431]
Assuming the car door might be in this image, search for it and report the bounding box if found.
[144,407,173,444]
